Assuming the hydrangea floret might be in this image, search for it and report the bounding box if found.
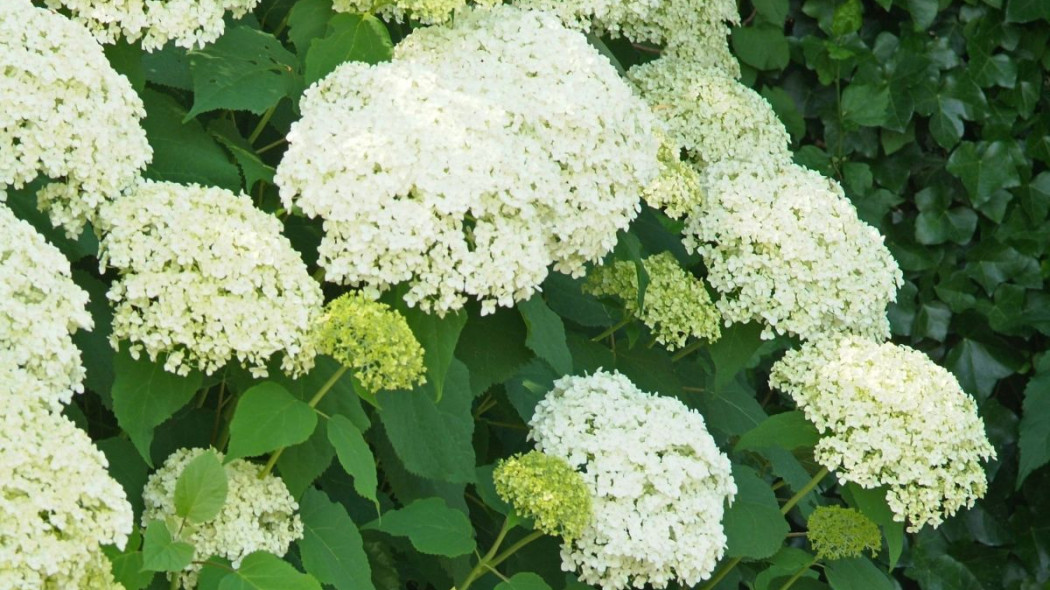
[769,337,997,531]
[0,203,92,407]
[685,162,903,341]
[333,0,498,24]
[276,5,658,314]
[529,370,736,589]
[41,0,260,50]
[96,181,323,377]
[493,451,592,541]
[142,447,304,589]
[807,506,881,560]
[585,252,721,350]
[0,0,151,236]
[314,292,426,393]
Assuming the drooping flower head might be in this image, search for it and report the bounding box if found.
[807,506,881,560]
[313,293,426,393]
[585,252,721,350]
[0,203,92,408]
[142,447,304,589]
[685,162,902,341]
[493,451,592,541]
[96,181,323,377]
[529,371,736,589]
[41,0,260,50]
[276,5,659,314]
[0,0,151,236]
[333,0,498,24]
[769,337,997,531]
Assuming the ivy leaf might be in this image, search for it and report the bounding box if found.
[174,450,228,523]
[363,497,476,557]
[110,348,202,466]
[226,382,318,461]
[218,552,321,590]
[947,141,1022,206]
[945,338,1018,400]
[1005,0,1050,22]
[906,0,939,30]
[298,488,375,590]
[734,411,820,453]
[1017,366,1050,487]
[841,84,889,128]
[327,414,379,507]
[494,573,553,590]
[186,27,299,120]
[723,464,789,559]
[304,13,393,85]
[400,306,467,402]
[518,296,573,375]
[141,520,194,573]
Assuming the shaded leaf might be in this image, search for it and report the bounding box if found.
[218,552,321,590]
[363,497,476,557]
[304,13,393,85]
[723,464,789,559]
[735,411,820,453]
[327,414,379,506]
[141,520,194,573]
[518,296,573,375]
[298,488,374,590]
[227,382,318,461]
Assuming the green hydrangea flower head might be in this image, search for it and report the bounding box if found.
[313,293,426,393]
[493,451,592,541]
[642,136,704,219]
[807,506,881,560]
[585,251,721,350]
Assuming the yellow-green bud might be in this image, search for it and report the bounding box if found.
[807,506,881,560]
[313,293,426,393]
[493,451,592,541]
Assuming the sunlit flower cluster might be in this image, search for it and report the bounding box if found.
[276,5,658,314]
[770,337,996,531]
[585,252,720,350]
[313,293,426,393]
[642,137,704,219]
[0,203,92,408]
[333,0,498,24]
[96,181,323,377]
[493,451,592,541]
[684,162,902,341]
[806,506,881,560]
[530,371,736,589]
[142,448,304,589]
[0,0,151,237]
[41,0,260,50]
[0,385,132,589]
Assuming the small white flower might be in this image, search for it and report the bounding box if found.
[333,0,499,24]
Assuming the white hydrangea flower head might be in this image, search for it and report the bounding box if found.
[0,0,151,237]
[41,0,260,51]
[629,57,792,170]
[0,203,92,408]
[276,5,658,315]
[333,0,498,24]
[96,181,323,377]
[0,381,133,589]
[769,337,997,532]
[529,370,736,589]
[684,162,902,341]
[142,447,304,589]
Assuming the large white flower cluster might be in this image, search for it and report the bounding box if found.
[333,0,498,24]
[96,181,323,377]
[142,447,304,589]
[769,337,996,531]
[41,0,259,50]
[276,5,658,314]
[684,162,902,341]
[0,379,133,589]
[0,203,92,409]
[0,0,151,237]
[529,371,736,590]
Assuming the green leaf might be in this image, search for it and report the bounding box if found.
[494,572,553,590]
[708,322,764,390]
[298,488,375,590]
[825,557,895,590]
[363,497,476,557]
[141,520,194,573]
[218,552,321,590]
[174,450,228,523]
[143,44,192,90]
[276,420,334,499]
[761,86,806,140]
[327,414,379,506]
[103,529,155,590]
[518,296,573,375]
[455,307,532,396]
[723,465,789,559]
[304,13,393,85]
[945,339,1017,401]
[186,27,299,120]
[1006,0,1050,22]
[1017,369,1050,486]
[754,547,818,590]
[831,0,863,36]
[947,141,1022,206]
[505,358,559,423]
[111,348,203,466]
[732,24,790,70]
[843,484,903,569]
[227,382,318,461]
[841,84,890,128]
[735,411,820,453]
[377,360,476,483]
[906,0,939,30]
[915,208,978,245]
[287,0,333,54]
[753,0,789,24]
[401,306,467,402]
[208,119,275,191]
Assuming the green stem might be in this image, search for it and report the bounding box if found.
[487,531,544,570]
[778,558,819,590]
[259,366,349,478]
[670,338,704,362]
[591,315,632,342]
[169,574,180,590]
[460,517,514,590]
[248,106,276,145]
[255,136,287,155]
[699,557,742,590]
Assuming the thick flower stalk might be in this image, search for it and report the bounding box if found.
[585,252,721,350]
[333,0,498,24]
[807,506,881,560]
[313,293,426,393]
[493,451,592,541]
[41,0,260,50]
[142,448,304,589]
[0,203,92,408]
[684,162,902,341]
[0,0,151,236]
[96,181,323,377]
[770,337,996,531]
[276,5,658,314]
[529,371,736,589]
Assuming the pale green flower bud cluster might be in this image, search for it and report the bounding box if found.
[641,137,704,219]
[585,252,720,350]
[334,0,499,24]
[313,293,426,393]
[770,337,996,532]
[807,506,881,560]
[142,448,304,589]
[493,451,592,541]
